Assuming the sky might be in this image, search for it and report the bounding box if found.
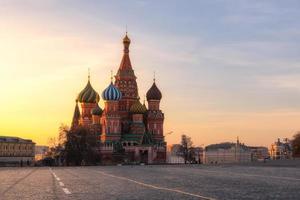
[0,0,300,147]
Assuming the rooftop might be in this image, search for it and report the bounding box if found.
[205,142,248,151]
[0,136,35,144]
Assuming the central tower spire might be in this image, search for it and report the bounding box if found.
[118,32,133,71]
[115,33,139,112]
[114,33,139,133]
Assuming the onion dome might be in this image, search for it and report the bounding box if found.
[123,33,131,45]
[102,82,122,101]
[130,100,147,114]
[122,33,131,54]
[146,82,162,101]
[91,104,103,116]
[77,80,100,103]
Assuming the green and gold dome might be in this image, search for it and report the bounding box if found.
[130,99,147,114]
[91,104,103,116]
[77,80,100,103]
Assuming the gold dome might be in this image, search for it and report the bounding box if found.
[123,33,131,44]
[130,100,147,114]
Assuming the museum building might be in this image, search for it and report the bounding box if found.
[0,136,35,166]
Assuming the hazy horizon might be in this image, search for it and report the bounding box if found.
[1,0,300,147]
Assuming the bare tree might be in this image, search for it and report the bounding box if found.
[45,124,69,166]
[292,132,300,158]
[47,137,58,149]
[58,124,69,147]
[180,134,193,164]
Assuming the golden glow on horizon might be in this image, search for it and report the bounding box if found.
[0,22,112,145]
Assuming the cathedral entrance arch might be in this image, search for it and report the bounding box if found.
[140,150,148,164]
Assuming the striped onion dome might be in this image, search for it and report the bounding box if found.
[146,82,162,101]
[130,100,147,114]
[102,82,122,101]
[77,81,100,103]
[91,104,103,116]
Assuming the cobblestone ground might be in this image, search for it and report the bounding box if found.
[0,164,299,200]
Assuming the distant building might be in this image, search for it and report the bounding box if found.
[204,138,251,164]
[248,146,269,161]
[0,136,35,166]
[270,138,292,160]
[35,145,49,161]
[190,147,204,163]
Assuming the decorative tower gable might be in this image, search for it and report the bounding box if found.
[71,100,81,130]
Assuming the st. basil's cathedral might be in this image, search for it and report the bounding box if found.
[71,33,166,164]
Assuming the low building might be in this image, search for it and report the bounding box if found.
[249,146,269,161]
[204,139,251,164]
[35,145,49,161]
[190,147,204,163]
[0,136,35,166]
[270,138,292,160]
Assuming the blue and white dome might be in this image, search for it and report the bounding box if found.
[102,82,122,101]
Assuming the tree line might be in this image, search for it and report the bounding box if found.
[44,125,300,166]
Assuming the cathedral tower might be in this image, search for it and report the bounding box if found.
[114,33,139,115]
[77,75,100,126]
[100,81,122,142]
[146,78,164,143]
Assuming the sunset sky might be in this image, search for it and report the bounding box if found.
[1,0,300,147]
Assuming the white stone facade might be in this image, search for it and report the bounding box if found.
[204,144,252,164]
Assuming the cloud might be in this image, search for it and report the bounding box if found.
[257,73,300,91]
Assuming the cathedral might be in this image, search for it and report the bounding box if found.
[71,33,166,164]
